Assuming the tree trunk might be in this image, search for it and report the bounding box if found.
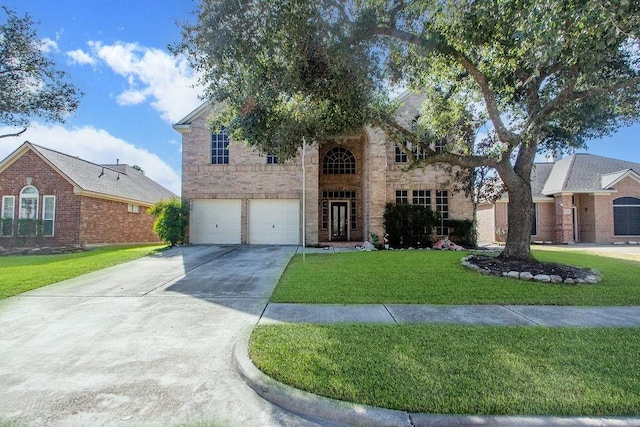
[497,141,537,261]
[500,181,535,260]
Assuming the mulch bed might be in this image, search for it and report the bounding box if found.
[466,255,599,282]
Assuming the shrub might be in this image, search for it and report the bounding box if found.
[383,203,439,248]
[447,219,476,248]
[148,198,189,246]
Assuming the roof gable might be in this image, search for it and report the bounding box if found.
[542,153,640,195]
[0,142,176,205]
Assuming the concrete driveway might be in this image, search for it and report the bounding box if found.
[0,245,321,427]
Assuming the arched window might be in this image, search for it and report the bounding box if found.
[613,197,640,236]
[19,186,39,219]
[322,147,356,174]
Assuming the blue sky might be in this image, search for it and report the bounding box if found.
[1,1,639,195]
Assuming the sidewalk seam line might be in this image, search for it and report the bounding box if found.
[501,305,541,325]
[384,304,399,324]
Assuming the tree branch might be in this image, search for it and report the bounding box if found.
[0,127,27,139]
[534,76,640,126]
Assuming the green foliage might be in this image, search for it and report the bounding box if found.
[0,218,13,237]
[148,198,188,246]
[0,7,82,136]
[251,324,640,415]
[383,203,438,248]
[447,219,476,248]
[16,219,43,245]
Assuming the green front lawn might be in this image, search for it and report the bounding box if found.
[271,250,640,305]
[250,324,640,416]
[0,244,165,299]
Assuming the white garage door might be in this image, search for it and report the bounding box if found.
[190,199,241,244]
[249,199,300,245]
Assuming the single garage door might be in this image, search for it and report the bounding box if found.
[190,199,241,244]
[248,199,300,245]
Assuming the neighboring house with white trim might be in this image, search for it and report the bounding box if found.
[0,141,176,247]
[477,153,640,244]
[174,92,474,246]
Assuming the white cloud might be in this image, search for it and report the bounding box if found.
[0,123,180,195]
[85,41,202,123]
[40,37,59,53]
[66,49,97,66]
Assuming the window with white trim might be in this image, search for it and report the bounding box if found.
[614,197,640,236]
[396,190,408,205]
[19,186,38,219]
[211,128,230,164]
[1,195,15,237]
[266,153,279,164]
[128,204,140,214]
[412,190,431,208]
[322,147,356,174]
[436,190,449,235]
[42,195,56,236]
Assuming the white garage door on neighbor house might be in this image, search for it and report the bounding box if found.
[248,199,300,245]
[190,199,241,244]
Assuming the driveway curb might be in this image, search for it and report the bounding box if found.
[234,340,640,427]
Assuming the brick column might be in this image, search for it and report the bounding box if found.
[554,194,574,243]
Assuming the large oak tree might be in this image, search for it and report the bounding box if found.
[0,7,82,138]
[175,0,640,260]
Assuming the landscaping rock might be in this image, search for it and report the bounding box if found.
[519,272,533,281]
[564,278,576,284]
[533,274,551,283]
[507,271,520,279]
[550,275,563,283]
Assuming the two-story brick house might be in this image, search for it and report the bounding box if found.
[0,142,176,248]
[174,92,473,246]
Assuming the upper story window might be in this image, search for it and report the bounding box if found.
[211,129,229,164]
[395,145,408,163]
[322,147,356,174]
[266,153,279,164]
[19,186,38,219]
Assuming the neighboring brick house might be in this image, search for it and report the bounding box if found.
[477,153,640,244]
[174,92,473,246]
[0,142,176,248]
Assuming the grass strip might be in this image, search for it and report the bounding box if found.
[0,244,165,299]
[250,324,640,416]
[271,250,640,305]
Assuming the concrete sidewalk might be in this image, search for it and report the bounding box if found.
[260,303,640,327]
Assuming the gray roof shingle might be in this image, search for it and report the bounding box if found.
[13,143,176,205]
[542,153,640,195]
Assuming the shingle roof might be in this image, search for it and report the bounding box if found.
[3,142,176,205]
[542,153,640,195]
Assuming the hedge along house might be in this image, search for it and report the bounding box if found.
[0,142,176,248]
[174,92,473,246]
[477,153,640,245]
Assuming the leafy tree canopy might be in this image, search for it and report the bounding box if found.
[0,7,82,138]
[176,0,640,259]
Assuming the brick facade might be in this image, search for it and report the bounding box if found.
[178,95,474,245]
[0,148,163,248]
[483,174,640,245]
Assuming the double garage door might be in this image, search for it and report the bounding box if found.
[190,199,299,245]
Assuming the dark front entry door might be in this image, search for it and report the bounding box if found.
[331,202,348,241]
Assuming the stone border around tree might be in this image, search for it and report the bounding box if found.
[461,255,602,285]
